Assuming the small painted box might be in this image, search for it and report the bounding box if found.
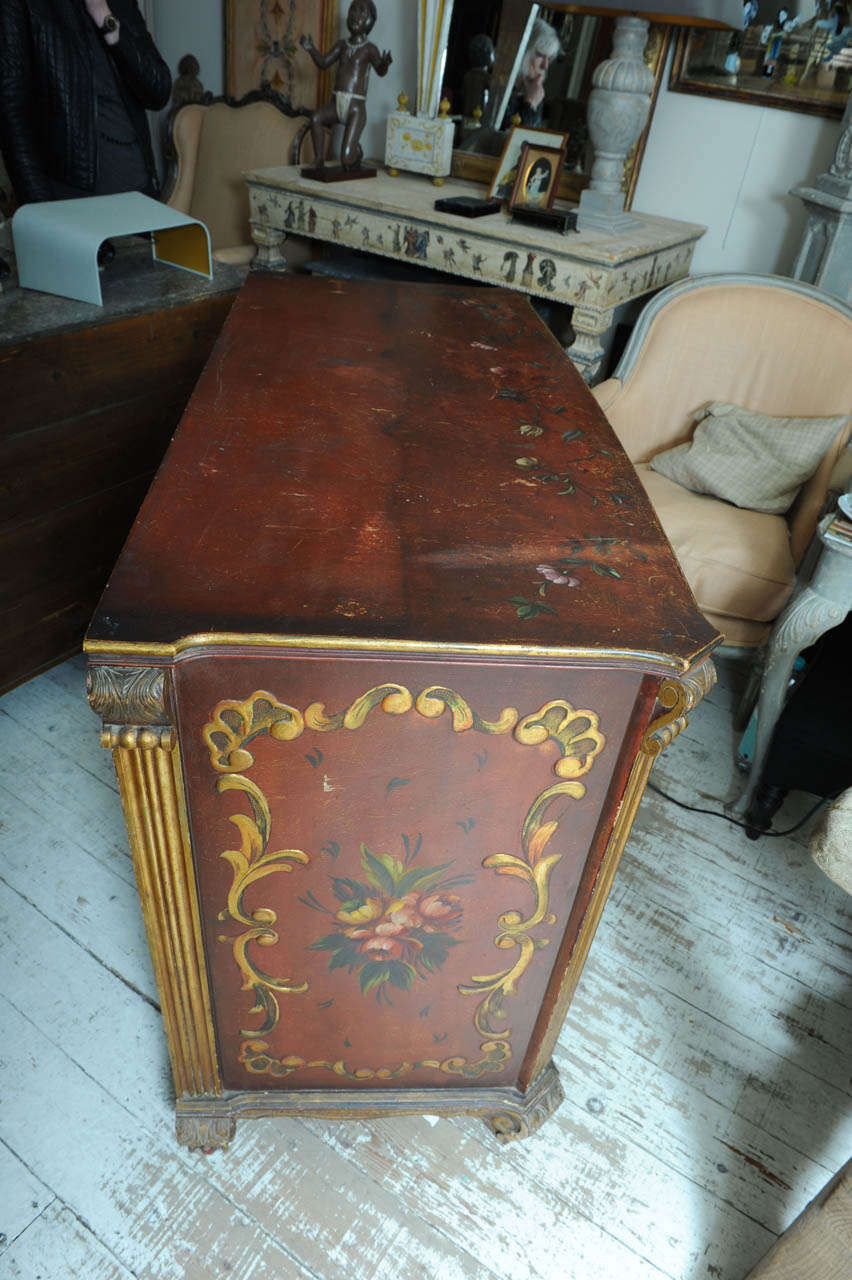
[385,110,455,179]
[86,274,719,1151]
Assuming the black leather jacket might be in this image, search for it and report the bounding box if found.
[0,0,171,204]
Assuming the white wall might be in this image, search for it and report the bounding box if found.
[149,0,415,154]
[151,0,224,96]
[149,4,842,276]
[632,47,842,276]
[354,0,418,162]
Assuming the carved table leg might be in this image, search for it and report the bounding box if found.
[250,222,288,272]
[565,305,615,384]
[735,581,848,816]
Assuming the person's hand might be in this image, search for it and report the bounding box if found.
[300,33,315,51]
[378,50,393,74]
[83,0,120,44]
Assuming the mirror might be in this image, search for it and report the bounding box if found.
[441,1,672,207]
[670,0,852,119]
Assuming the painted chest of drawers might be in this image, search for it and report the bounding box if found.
[85,274,719,1150]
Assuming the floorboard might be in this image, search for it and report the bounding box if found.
[3,1203,136,1280]
[0,1141,54,1253]
[1,653,849,1280]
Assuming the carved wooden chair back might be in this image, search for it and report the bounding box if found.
[167,87,312,263]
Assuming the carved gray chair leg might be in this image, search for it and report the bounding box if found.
[733,647,765,732]
[735,517,852,817]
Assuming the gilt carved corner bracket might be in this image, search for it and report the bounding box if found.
[87,665,174,750]
[643,659,717,760]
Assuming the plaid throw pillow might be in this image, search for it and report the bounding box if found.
[649,402,850,514]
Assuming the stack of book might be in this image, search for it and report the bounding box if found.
[826,511,852,547]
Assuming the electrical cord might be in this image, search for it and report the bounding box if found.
[646,780,832,838]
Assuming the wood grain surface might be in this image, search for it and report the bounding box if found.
[0,290,238,694]
[86,274,717,668]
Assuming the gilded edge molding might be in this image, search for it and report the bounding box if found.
[523,658,717,1084]
[88,664,221,1098]
[173,1059,564,1151]
[83,630,698,677]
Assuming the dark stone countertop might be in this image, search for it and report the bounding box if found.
[0,239,248,345]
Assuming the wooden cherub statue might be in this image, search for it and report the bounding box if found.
[300,0,392,180]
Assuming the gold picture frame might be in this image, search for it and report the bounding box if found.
[507,141,567,214]
[487,126,569,203]
[225,0,337,107]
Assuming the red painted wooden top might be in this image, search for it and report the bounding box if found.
[87,274,718,670]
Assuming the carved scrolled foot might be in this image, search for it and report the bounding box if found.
[488,1109,528,1141]
[484,1061,565,1143]
[176,1113,236,1152]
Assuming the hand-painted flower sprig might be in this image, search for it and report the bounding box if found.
[302,837,472,1005]
[508,536,650,620]
[513,421,619,508]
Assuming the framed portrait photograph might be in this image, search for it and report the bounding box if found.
[669,13,852,120]
[488,126,569,203]
[508,141,566,214]
[225,0,337,106]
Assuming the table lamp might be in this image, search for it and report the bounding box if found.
[574,1,744,233]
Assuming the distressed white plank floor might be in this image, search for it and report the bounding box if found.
[1,654,850,1280]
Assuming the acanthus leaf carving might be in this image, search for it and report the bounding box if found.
[772,588,845,655]
[88,665,170,727]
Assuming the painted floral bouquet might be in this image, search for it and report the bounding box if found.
[303,837,472,1004]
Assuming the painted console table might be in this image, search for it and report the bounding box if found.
[245,166,705,383]
[86,274,720,1150]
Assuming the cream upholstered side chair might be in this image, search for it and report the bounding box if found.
[592,274,852,648]
[167,89,313,267]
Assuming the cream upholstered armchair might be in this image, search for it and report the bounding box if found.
[592,275,852,648]
[166,90,312,267]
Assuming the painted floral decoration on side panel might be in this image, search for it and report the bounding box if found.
[302,837,471,1005]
